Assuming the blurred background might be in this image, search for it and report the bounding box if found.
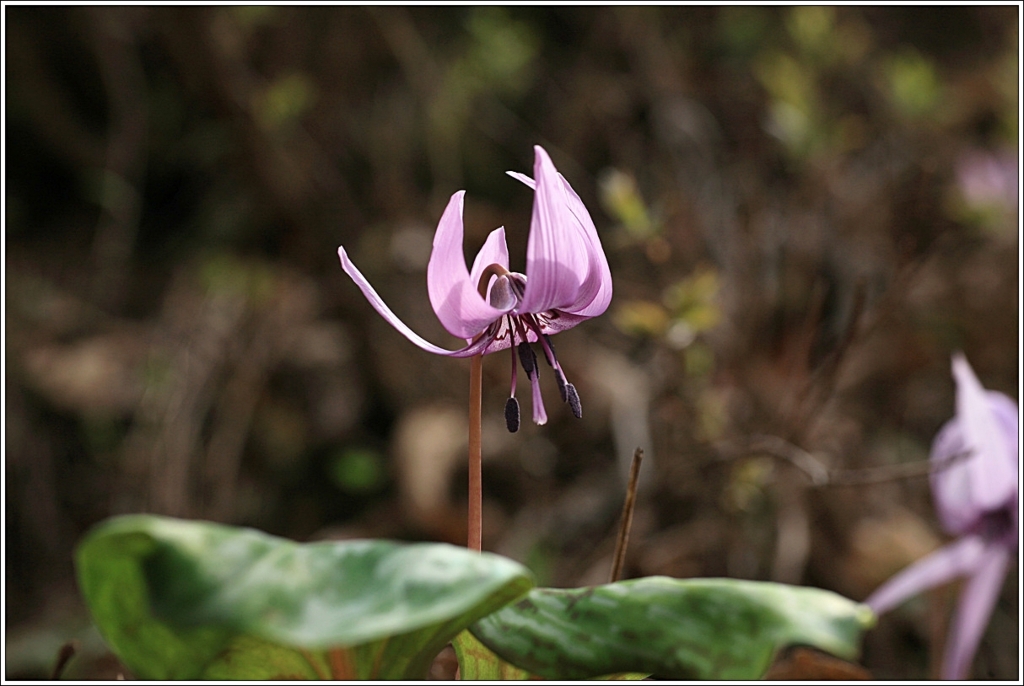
[4,5,1018,680]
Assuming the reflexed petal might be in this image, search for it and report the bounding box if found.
[950,354,1017,513]
[427,192,513,339]
[519,146,592,314]
[931,418,976,535]
[932,387,1021,535]
[468,310,594,356]
[556,172,613,317]
[508,160,612,318]
[865,535,988,615]
[506,170,535,190]
[534,310,592,337]
[987,390,1021,467]
[338,246,494,358]
[942,544,1012,680]
[469,227,511,305]
[987,391,1020,541]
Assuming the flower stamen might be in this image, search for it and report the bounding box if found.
[475,262,582,429]
[505,315,521,432]
[526,319,583,419]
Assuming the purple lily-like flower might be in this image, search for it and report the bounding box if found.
[338,145,612,431]
[866,353,1019,680]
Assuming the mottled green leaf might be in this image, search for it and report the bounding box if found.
[452,631,646,681]
[200,635,329,680]
[75,515,533,679]
[453,629,535,680]
[470,576,875,680]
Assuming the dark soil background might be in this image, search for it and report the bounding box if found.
[4,5,1019,680]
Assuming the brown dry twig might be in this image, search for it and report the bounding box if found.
[51,640,78,680]
[609,447,644,583]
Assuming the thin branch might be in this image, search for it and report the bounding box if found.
[719,434,972,488]
[746,435,830,486]
[51,640,78,680]
[609,447,643,583]
[823,449,971,487]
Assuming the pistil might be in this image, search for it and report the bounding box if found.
[518,341,548,426]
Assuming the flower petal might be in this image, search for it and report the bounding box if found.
[932,387,1021,535]
[509,156,612,317]
[987,391,1021,542]
[506,170,535,189]
[519,146,593,314]
[427,191,512,339]
[942,543,1012,680]
[931,418,976,534]
[338,246,494,358]
[986,390,1021,470]
[469,226,511,305]
[556,171,613,317]
[950,353,1017,512]
[865,535,988,615]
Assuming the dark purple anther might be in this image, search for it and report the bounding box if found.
[518,342,537,375]
[505,397,521,433]
[566,383,582,419]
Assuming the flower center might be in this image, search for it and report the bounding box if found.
[981,507,1016,547]
[477,263,582,432]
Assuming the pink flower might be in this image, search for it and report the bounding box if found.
[956,149,1019,211]
[866,353,1018,679]
[338,146,612,431]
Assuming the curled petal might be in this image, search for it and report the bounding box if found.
[987,390,1021,469]
[952,353,1017,509]
[469,227,511,306]
[505,170,534,189]
[865,535,988,615]
[931,419,976,535]
[942,544,1012,680]
[557,172,613,317]
[338,246,493,358]
[471,309,594,356]
[427,192,513,340]
[519,146,593,314]
[987,392,1021,541]
[508,156,612,318]
[535,311,592,336]
[932,388,1021,535]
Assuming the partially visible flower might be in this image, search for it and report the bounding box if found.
[866,353,1018,680]
[956,148,1019,212]
[338,145,612,431]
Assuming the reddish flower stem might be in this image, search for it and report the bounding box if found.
[468,354,483,552]
[328,648,356,680]
[467,267,503,553]
[299,649,330,680]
